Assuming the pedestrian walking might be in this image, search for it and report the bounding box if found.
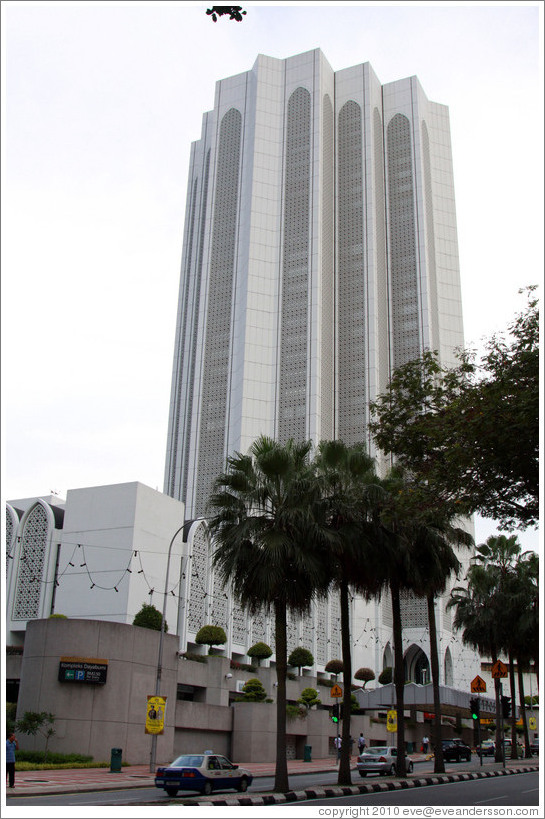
[358,732,366,754]
[6,733,18,789]
[334,734,342,761]
[422,735,429,754]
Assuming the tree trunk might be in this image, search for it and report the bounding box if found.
[338,578,352,785]
[516,658,531,758]
[508,651,518,759]
[391,580,406,776]
[274,600,289,792]
[427,593,445,773]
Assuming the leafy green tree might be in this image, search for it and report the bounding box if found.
[288,647,314,675]
[297,687,321,710]
[195,625,227,653]
[238,678,267,702]
[16,711,56,762]
[247,642,272,666]
[354,668,375,688]
[369,288,539,530]
[207,435,328,793]
[132,603,168,632]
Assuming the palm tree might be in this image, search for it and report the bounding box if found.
[408,515,473,772]
[501,549,539,758]
[471,535,538,760]
[374,468,472,776]
[373,467,420,778]
[207,436,328,793]
[313,440,384,785]
[448,560,505,762]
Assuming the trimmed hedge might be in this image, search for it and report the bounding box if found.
[15,761,128,771]
[16,750,93,764]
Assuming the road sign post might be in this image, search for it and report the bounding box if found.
[330,683,343,765]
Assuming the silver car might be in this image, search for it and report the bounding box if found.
[357,746,414,777]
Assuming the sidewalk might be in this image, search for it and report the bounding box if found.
[7,756,338,797]
[6,754,538,798]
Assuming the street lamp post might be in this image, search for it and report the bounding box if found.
[149,523,185,773]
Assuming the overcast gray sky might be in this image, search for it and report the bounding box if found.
[2,1,542,552]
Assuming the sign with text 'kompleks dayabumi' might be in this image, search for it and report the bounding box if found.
[58,657,108,685]
[145,695,167,735]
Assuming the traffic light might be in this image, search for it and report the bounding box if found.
[330,703,339,723]
[501,696,512,718]
[470,697,480,722]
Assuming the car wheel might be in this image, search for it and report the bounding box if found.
[359,771,367,778]
[237,777,248,792]
[202,781,212,796]
[407,761,413,773]
[165,787,178,797]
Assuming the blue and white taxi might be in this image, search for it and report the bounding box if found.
[155,751,254,797]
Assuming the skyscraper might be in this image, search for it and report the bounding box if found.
[165,47,464,522]
[163,48,476,685]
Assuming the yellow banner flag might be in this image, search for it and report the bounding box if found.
[145,695,167,735]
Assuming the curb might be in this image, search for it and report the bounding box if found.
[177,765,539,806]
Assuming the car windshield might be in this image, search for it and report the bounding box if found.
[364,747,390,756]
[170,755,204,767]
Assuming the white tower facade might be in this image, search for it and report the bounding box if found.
[165,48,464,517]
[164,50,476,688]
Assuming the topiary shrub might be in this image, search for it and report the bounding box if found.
[133,603,168,632]
[195,625,227,654]
[288,646,314,675]
[378,666,393,685]
[297,687,321,710]
[355,667,375,688]
[237,678,267,702]
[247,642,272,666]
[325,659,344,675]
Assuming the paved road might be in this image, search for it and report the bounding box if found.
[296,771,540,807]
[5,766,431,807]
[6,761,538,809]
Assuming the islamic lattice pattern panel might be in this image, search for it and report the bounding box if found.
[12,505,48,620]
